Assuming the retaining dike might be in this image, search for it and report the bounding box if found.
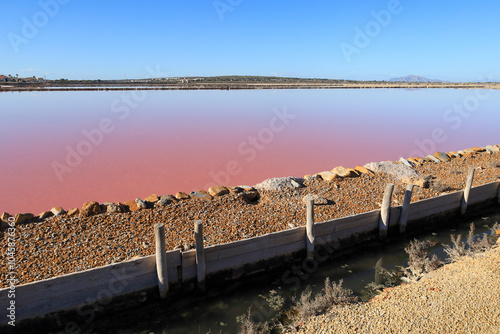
[1,180,499,328]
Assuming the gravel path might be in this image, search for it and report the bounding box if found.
[299,244,500,334]
[1,149,500,288]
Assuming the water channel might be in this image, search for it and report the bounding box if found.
[63,207,500,334]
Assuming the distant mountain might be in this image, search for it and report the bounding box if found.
[388,75,446,83]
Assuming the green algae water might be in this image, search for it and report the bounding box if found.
[60,208,500,334]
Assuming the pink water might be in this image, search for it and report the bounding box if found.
[1,89,499,215]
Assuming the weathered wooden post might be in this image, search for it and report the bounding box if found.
[399,184,414,234]
[461,166,475,215]
[497,181,500,205]
[154,223,169,299]
[306,197,315,260]
[195,220,206,292]
[379,183,394,240]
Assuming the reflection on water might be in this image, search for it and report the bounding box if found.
[1,89,499,214]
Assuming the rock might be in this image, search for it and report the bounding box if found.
[1,212,13,228]
[190,191,213,201]
[468,146,486,153]
[403,177,430,188]
[51,207,66,216]
[290,178,305,188]
[80,201,102,218]
[106,203,122,214]
[317,171,339,182]
[124,200,141,212]
[399,158,415,168]
[331,166,359,178]
[14,213,35,224]
[228,186,245,195]
[426,155,442,163]
[175,192,190,200]
[254,177,305,191]
[145,194,160,203]
[208,185,230,197]
[155,195,178,207]
[407,158,423,166]
[1,212,12,223]
[433,152,451,162]
[67,208,79,217]
[302,194,330,205]
[447,151,461,158]
[135,198,148,209]
[38,211,53,220]
[364,161,420,181]
[305,174,321,181]
[355,165,375,176]
[118,202,129,212]
[238,185,255,191]
[486,145,500,153]
[238,190,260,204]
[412,157,425,164]
[100,202,114,212]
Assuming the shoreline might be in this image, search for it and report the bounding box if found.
[1,81,500,92]
[1,145,500,289]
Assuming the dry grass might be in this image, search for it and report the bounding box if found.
[401,239,441,282]
[236,308,269,334]
[292,278,356,321]
[443,223,496,263]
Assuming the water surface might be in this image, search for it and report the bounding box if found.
[1,89,499,214]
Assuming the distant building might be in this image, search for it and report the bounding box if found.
[0,75,5,82]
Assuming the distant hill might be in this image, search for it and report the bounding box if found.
[388,75,446,83]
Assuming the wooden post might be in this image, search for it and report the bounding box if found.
[195,220,206,292]
[497,181,500,205]
[399,184,414,234]
[379,183,394,240]
[461,166,475,215]
[154,223,168,299]
[306,197,315,260]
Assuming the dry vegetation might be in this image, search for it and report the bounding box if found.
[237,222,500,334]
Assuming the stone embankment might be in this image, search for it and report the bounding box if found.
[1,145,500,288]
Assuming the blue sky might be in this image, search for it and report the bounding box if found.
[1,0,499,81]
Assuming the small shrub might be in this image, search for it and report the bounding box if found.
[491,222,500,234]
[443,223,495,263]
[467,223,494,253]
[292,278,355,321]
[236,308,269,334]
[402,239,441,282]
[258,290,285,313]
[362,267,401,298]
[443,234,467,262]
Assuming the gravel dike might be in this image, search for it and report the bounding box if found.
[298,243,500,334]
[1,147,500,288]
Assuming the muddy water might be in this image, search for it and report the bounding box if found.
[66,208,500,334]
[1,89,500,215]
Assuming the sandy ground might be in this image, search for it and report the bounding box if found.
[1,148,500,288]
[299,243,500,334]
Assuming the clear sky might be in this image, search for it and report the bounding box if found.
[1,0,499,81]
